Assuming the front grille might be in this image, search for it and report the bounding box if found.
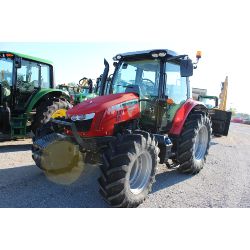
[73,119,93,132]
[53,118,93,133]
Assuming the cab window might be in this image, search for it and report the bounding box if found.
[112,60,160,98]
[165,62,187,104]
[41,64,51,88]
[0,57,13,101]
[17,59,39,92]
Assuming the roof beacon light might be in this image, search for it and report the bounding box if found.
[116,55,122,60]
[196,51,202,59]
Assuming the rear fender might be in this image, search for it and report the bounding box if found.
[26,89,70,113]
[169,99,207,135]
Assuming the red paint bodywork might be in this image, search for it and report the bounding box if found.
[66,93,140,137]
[169,99,204,135]
[66,93,204,138]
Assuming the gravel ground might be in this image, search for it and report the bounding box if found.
[0,123,250,208]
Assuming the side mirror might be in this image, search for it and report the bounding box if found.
[180,59,193,77]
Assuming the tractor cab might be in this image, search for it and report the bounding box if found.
[0,51,54,111]
[198,95,219,109]
[108,49,194,133]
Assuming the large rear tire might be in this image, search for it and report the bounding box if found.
[99,131,160,208]
[176,111,212,174]
[31,98,72,134]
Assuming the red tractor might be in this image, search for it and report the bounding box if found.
[32,49,230,207]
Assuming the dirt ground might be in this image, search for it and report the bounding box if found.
[0,123,250,208]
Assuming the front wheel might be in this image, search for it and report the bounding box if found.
[176,111,212,174]
[99,131,160,208]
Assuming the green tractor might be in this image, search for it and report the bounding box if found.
[198,95,218,109]
[57,77,98,105]
[0,51,72,140]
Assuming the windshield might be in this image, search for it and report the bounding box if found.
[199,97,217,108]
[0,57,13,86]
[112,59,160,98]
[17,59,40,92]
[0,58,13,102]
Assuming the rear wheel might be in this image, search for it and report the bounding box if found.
[99,131,160,208]
[31,98,72,135]
[176,111,212,174]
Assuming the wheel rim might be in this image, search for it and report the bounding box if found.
[194,125,209,160]
[51,109,67,119]
[129,151,152,195]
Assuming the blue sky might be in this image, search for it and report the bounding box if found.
[0,41,248,114]
[2,0,250,114]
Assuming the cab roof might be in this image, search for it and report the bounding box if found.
[115,49,179,61]
[0,51,53,65]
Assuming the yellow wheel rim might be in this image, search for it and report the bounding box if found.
[51,109,67,119]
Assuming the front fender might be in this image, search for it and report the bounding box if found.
[169,99,207,135]
[26,89,70,113]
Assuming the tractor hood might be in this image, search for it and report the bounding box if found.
[66,93,139,116]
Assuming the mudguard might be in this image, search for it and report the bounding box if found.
[169,99,207,135]
[26,89,70,113]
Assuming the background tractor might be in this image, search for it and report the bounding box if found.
[57,77,98,105]
[0,51,73,140]
[32,49,231,208]
[198,77,232,136]
[198,95,219,109]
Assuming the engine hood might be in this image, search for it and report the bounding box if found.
[66,93,139,116]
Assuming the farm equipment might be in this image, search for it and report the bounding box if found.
[198,77,232,136]
[32,49,230,208]
[0,51,72,140]
[57,77,98,104]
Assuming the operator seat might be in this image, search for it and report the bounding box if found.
[125,84,149,112]
[125,84,140,96]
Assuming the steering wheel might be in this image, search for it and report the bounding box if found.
[141,78,155,87]
[140,78,156,96]
[79,77,88,87]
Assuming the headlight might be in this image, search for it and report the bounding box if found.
[70,113,95,121]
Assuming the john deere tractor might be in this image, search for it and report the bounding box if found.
[32,49,230,207]
[0,51,73,140]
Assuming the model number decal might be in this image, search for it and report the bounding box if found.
[107,99,138,114]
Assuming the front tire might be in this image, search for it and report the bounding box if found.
[176,111,212,174]
[32,133,80,174]
[99,131,160,208]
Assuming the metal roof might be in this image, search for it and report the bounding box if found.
[0,51,53,65]
[115,49,178,60]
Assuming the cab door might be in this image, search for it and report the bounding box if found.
[209,109,232,136]
[14,59,41,110]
